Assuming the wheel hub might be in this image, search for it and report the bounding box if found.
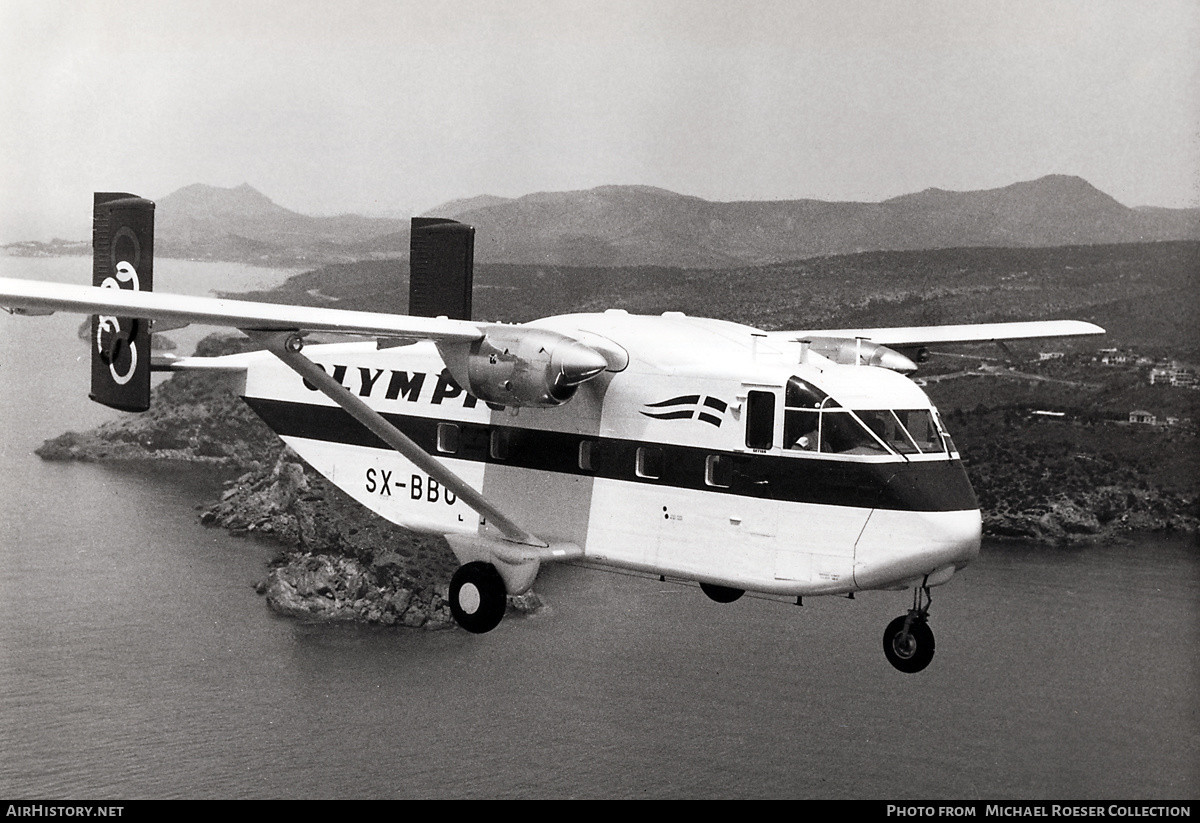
[892,631,917,659]
[459,582,481,615]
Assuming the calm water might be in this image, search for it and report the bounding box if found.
[1,258,1197,799]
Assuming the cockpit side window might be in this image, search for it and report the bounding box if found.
[786,377,828,409]
[899,409,946,454]
[931,409,957,455]
[784,408,820,450]
[782,376,949,458]
[855,410,919,454]
[819,410,889,455]
[784,378,830,451]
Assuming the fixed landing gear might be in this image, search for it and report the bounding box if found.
[699,582,745,603]
[448,561,508,634]
[883,585,936,673]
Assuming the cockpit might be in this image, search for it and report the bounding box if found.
[782,376,956,458]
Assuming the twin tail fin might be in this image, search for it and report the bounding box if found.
[89,192,155,412]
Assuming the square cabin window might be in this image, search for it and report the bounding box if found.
[705,454,733,488]
[578,440,598,472]
[436,423,460,454]
[635,446,663,479]
[490,428,510,460]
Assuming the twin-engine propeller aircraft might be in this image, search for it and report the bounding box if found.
[1,193,1104,672]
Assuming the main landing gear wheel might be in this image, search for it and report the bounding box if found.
[449,562,508,634]
[699,582,745,603]
[883,586,936,673]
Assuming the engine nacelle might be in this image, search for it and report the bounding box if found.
[438,326,609,408]
[802,337,918,372]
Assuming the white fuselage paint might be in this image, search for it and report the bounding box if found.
[223,311,982,597]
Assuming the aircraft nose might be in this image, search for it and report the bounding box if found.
[552,341,610,386]
[853,507,982,591]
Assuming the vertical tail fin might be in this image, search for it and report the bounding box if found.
[90,192,155,412]
[408,217,474,321]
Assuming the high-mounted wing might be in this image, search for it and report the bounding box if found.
[768,319,1105,371]
[0,277,487,340]
[775,320,1105,347]
[0,277,486,343]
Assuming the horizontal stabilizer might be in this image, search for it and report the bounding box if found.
[150,353,250,372]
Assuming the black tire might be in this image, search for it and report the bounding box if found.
[449,562,507,634]
[699,582,745,603]
[883,615,935,673]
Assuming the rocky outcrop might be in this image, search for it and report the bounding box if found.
[35,333,545,629]
[37,335,279,467]
[202,448,545,626]
[262,552,456,628]
[983,486,1199,543]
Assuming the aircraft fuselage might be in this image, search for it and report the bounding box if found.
[221,309,982,598]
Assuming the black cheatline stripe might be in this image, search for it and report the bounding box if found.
[697,412,723,427]
[242,397,978,513]
[643,395,700,408]
[640,410,696,421]
[703,396,728,412]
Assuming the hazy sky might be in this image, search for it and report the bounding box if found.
[2,0,1197,242]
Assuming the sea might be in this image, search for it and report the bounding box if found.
[0,256,1197,800]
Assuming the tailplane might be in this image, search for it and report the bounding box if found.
[89,192,155,411]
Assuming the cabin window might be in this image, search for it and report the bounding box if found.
[578,440,598,472]
[636,446,663,479]
[436,423,460,454]
[490,428,510,460]
[745,390,776,450]
[436,422,458,453]
[705,454,733,488]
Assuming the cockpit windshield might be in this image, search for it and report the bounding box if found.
[783,377,949,457]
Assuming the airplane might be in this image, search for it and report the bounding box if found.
[0,192,1105,673]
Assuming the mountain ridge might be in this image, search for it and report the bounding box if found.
[15,176,1196,267]
[412,174,1200,267]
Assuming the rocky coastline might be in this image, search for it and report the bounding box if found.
[35,334,1196,627]
[982,489,1198,542]
[204,449,542,628]
[34,334,542,629]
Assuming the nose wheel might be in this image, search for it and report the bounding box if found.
[883,585,936,673]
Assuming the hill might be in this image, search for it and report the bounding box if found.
[425,176,1199,268]
[235,241,1200,356]
[18,176,1191,267]
[153,183,409,265]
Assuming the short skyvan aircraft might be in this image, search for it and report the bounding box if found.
[1,193,1104,672]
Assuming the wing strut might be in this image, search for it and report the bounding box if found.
[248,330,546,548]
